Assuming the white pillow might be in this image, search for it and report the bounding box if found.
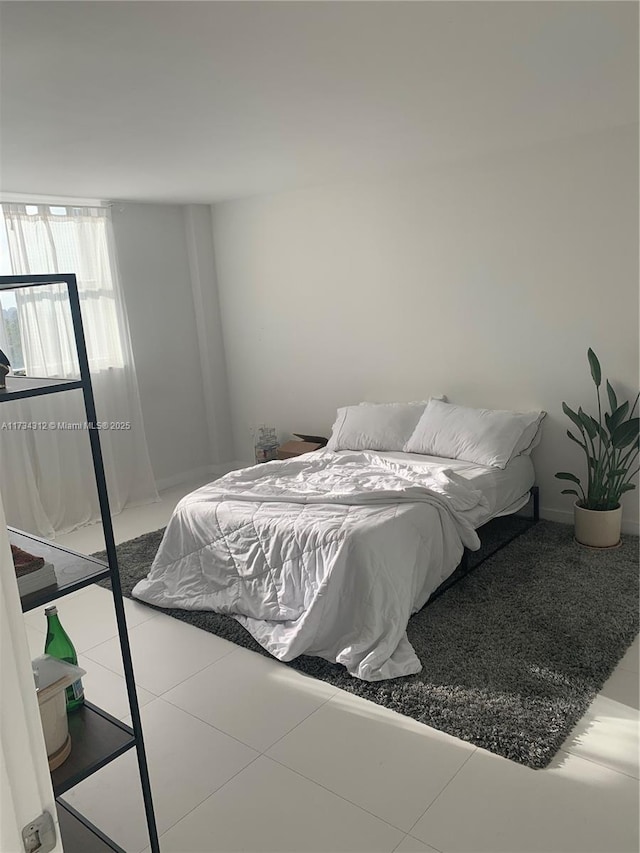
[403,399,544,469]
[326,401,429,452]
[508,411,546,459]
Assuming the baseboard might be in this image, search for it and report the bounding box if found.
[156,461,243,492]
[539,506,574,527]
[541,505,639,536]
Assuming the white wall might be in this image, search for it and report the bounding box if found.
[111,203,214,486]
[212,125,639,530]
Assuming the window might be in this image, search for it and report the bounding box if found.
[0,203,125,378]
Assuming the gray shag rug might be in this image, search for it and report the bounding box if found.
[96,518,639,769]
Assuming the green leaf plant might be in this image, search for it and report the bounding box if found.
[556,349,639,511]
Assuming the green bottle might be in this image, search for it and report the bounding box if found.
[44,605,84,712]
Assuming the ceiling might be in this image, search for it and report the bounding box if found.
[0,1,637,204]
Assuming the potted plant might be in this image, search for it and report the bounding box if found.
[556,348,639,548]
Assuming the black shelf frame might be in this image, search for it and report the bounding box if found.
[1,274,159,853]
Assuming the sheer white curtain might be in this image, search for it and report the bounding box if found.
[0,203,158,537]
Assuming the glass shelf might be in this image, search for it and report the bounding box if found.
[11,528,110,612]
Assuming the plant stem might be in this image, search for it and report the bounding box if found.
[583,423,599,506]
[596,384,606,506]
[604,444,617,509]
[610,447,639,506]
[624,465,639,483]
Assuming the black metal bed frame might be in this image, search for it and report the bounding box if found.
[429,485,540,603]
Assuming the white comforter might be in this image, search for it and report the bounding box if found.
[132,452,489,680]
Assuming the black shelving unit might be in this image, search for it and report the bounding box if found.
[1,274,159,853]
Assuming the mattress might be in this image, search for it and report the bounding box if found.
[336,449,535,528]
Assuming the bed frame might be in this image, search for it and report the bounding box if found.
[429,485,540,603]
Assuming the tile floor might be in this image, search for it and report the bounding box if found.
[25,480,639,853]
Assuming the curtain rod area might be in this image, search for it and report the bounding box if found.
[0,193,108,208]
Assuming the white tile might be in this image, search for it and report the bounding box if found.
[561,692,639,779]
[395,836,442,853]
[84,612,236,694]
[52,522,107,557]
[617,636,639,675]
[158,755,403,853]
[63,698,258,853]
[78,656,155,720]
[24,584,157,653]
[164,645,338,751]
[108,479,212,543]
[24,621,46,659]
[411,748,640,853]
[599,666,639,711]
[55,475,213,554]
[268,690,474,831]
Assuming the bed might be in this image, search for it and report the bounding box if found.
[133,400,543,681]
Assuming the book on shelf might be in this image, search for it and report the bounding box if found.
[12,543,58,596]
[17,561,57,596]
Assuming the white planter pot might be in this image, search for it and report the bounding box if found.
[574,502,622,548]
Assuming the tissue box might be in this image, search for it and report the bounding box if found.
[32,655,86,771]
